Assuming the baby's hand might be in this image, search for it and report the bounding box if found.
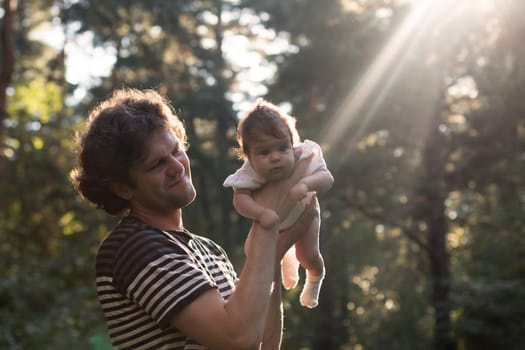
[258,209,280,229]
[290,182,308,201]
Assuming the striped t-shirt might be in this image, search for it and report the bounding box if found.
[95,216,238,349]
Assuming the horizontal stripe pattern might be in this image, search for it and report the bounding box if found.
[96,216,238,349]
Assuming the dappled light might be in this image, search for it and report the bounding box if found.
[322,0,505,171]
[1,0,524,349]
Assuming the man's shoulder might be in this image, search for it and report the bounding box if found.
[95,217,165,270]
[97,217,144,251]
[187,230,225,254]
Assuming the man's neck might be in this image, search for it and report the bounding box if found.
[130,207,184,231]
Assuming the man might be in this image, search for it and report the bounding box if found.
[70,88,315,349]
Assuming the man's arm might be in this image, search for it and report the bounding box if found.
[171,221,280,350]
[260,195,318,349]
[260,267,283,350]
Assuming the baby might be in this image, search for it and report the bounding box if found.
[223,98,334,308]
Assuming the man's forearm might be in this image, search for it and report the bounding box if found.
[224,222,280,346]
[261,267,283,350]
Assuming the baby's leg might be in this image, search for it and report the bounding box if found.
[295,211,325,308]
[281,245,300,290]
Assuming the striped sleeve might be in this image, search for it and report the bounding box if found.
[113,230,216,328]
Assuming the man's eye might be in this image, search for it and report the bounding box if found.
[279,146,289,152]
[149,160,163,170]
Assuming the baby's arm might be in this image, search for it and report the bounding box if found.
[290,168,334,201]
[233,189,279,229]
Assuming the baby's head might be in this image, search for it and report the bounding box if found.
[237,98,300,160]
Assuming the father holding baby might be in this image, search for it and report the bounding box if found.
[71,88,321,349]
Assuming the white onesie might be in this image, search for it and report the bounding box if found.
[223,139,327,229]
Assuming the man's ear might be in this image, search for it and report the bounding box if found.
[109,182,134,200]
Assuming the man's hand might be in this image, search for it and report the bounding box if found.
[276,193,317,259]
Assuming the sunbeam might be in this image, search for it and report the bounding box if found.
[321,0,492,171]
[321,0,433,170]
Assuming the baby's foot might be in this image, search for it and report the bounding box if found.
[281,247,299,290]
[300,271,325,308]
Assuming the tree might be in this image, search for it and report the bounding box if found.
[2,0,523,348]
[0,0,16,146]
[1,1,114,348]
[240,0,525,349]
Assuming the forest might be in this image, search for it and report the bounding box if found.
[1,0,524,349]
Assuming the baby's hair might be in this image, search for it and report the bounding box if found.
[236,98,300,160]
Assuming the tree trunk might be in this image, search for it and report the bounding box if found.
[427,199,454,350]
[212,0,238,252]
[0,0,16,146]
[421,105,455,350]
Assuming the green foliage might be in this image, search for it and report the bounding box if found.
[247,0,525,348]
[1,0,524,349]
[455,279,525,350]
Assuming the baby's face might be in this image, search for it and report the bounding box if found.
[248,134,295,182]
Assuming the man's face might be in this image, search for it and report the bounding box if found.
[248,134,295,182]
[126,128,196,215]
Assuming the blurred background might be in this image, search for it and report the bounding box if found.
[1,0,524,349]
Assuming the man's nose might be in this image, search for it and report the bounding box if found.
[166,154,184,174]
[270,151,281,161]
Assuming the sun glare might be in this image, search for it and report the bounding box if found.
[321,0,500,169]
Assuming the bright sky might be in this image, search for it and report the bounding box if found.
[29,8,294,110]
[29,0,491,115]
[30,20,116,103]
